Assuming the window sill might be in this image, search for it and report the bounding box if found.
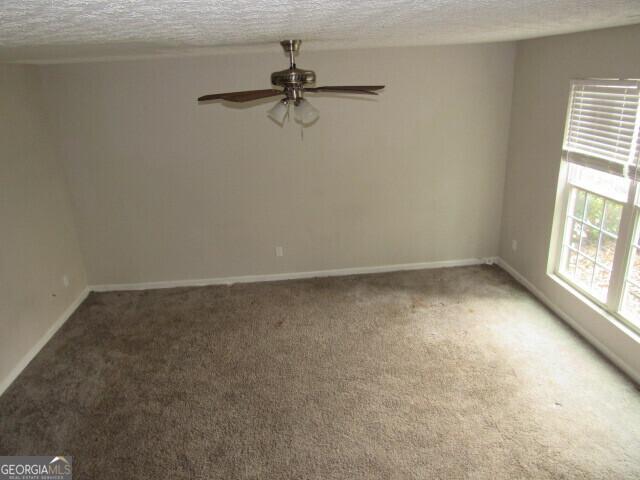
[547,272,640,344]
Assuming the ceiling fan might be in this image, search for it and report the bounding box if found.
[197,40,384,125]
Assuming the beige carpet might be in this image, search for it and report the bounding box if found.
[0,265,639,478]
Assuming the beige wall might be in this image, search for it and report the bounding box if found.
[0,64,87,389]
[40,43,515,285]
[500,24,640,379]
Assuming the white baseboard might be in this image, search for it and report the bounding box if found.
[90,257,498,292]
[495,257,640,385]
[0,287,90,397]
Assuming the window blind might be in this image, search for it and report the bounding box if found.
[563,79,640,178]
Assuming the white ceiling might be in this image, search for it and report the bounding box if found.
[1,0,640,63]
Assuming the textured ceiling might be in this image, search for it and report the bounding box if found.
[1,0,640,63]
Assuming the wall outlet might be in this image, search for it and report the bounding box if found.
[512,240,518,251]
[275,246,284,257]
[62,275,70,288]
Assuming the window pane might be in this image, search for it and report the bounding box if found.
[603,201,622,235]
[558,187,624,302]
[592,266,611,302]
[598,233,616,269]
[561,247,578,276]
[580,224,599,259]
[559,187,618,302]
[575,254,595,288]
[567,218,582,250]
[573,189,587,219]
[585,193,604,227]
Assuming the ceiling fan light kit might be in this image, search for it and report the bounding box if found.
[198,40,384,126]
[267,99,290,125]
[293,99,320,125]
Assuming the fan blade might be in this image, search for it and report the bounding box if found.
[306,88,377,95]
[198,89,282,103]
[306,85,384,94]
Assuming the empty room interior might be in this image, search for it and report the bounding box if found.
[2,1,640,478]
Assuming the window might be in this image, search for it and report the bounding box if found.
[552,79,640,334]
[559,187,622,302]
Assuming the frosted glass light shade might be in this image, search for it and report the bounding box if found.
[294,99,319,125]
[267,100,289,124]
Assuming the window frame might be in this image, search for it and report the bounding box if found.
[550,79,640,336]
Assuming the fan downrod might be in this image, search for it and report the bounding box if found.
[271,40,315,104]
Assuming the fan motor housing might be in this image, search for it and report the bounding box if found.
[270,67,316,88]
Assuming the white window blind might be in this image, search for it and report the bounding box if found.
[563,79,640,178]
